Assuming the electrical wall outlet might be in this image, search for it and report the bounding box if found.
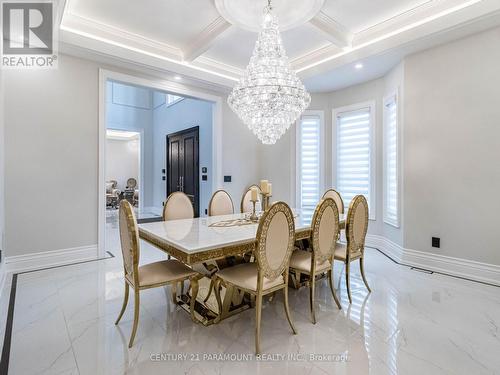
[432,237,440,248]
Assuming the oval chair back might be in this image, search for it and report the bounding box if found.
[119,200,140,286]
[345,195,369,260]
[241,185,261,213]
[208,190,234,216]
[311,198,340,265]
[255,201,295,281]
[162,192,194,221]
[322,189,344,214]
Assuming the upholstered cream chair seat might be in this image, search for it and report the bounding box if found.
[213,201,297,354]
[115,200,199,348]
[131,260,198,288]
[216,263,284,291]
[241,185,262,213]
[334,195,371,304]
[289,198,342,324]
[208,190,234,216]
[333,244,362,262]
[163,191,194,221]
[289,249,331,273]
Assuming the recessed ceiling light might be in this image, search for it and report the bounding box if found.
[355,63,363,70]
[174,75,182,80]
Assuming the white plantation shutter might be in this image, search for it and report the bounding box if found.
[384,95,399,226]
[336,106,373,216]
[297,114,322,213]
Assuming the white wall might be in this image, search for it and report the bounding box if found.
[2,53,261,258]
[0,69,5,263]
[4,54,100,256]
[404,27,500,264]
[106,138,139,191]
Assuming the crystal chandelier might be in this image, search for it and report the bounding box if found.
[227,0,311,145]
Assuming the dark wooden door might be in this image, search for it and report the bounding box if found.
[166,126,199,216]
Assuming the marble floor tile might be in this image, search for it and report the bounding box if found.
[2,220,500,375]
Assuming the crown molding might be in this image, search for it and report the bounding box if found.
[183,17,231,62]
[309,11,352,47]
[291,44,342,71]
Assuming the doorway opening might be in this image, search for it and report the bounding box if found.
[99,70,223,256]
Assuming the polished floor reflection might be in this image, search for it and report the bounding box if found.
[1,219,500,374]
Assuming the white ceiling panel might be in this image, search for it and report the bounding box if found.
[203,23,331,69]
[67,0,220,48]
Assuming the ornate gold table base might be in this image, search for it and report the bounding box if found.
[176,274,252,326]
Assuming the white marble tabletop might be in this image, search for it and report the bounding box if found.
[138,209,346,255]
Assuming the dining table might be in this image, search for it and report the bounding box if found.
[138,209,346,325]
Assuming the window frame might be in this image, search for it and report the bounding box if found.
[383,90,400,228]
[332,101,376,220]
[295,110,325,209]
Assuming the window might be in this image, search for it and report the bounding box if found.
[383,93,399,227]
[166,94,183,107]
[335,103,375,219]
[296,112,324,215]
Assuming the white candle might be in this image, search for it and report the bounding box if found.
[260,180,269,194]
[251,186,258,201]
[268,183,272,196]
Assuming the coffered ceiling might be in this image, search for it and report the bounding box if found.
[59,0,500,91]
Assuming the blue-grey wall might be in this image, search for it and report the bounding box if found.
[152,94,213,216]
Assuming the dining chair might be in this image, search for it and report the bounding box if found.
[115,200,198,348]
[322,188,344,214]
[289,198,342,324]
[240,184,261,213]
[208,189,234,216]
[162,191,194,221]
[334,195,371,304]
[213,201,297,354]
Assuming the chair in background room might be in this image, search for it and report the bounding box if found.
[106,180,120,208]
[208,190,234,216]
[289,198,342,323]
[334,195,371,303]
[240,184,261,213]
[115,200,198,347]
[213,202,297,354]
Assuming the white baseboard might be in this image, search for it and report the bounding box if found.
[0,261,7,301]
[4,245,99,274]
[366,235,500,286]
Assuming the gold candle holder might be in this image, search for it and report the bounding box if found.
[261,193,272,211]
[249,200,258,222]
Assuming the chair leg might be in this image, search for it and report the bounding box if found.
[128,290,140,348]
[309,274,317,324]
[345,262,352,304]
[360,257,371,293]
[328,270,341,310]
[283,286,297,334]
[115,282,129,325]
[255,292,263,354]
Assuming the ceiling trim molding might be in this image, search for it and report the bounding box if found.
[291,44,342,71]
[183,17,231,62]
[309,11,352,47]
